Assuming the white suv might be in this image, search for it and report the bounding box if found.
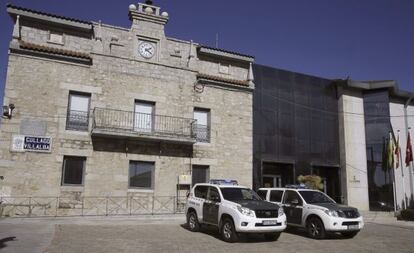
[257,187,364,239]
[186,180,287,242]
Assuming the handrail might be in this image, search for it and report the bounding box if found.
[92,107,198,139]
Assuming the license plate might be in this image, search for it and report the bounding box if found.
[348,225,359,230]
[262,220,278,226]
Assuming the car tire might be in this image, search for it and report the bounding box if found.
[220,217,238,243]
[264,232,281,241]
[341,231,359,238]
[187,211,200,232]
[306,217,326,239]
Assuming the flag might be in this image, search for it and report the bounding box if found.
[395,134,400,169]
[406,132,413,166]
[387,134,394,170]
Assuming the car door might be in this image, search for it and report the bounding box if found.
[282,190,303,225]
[202,186,221,225]
[193,185,208,220]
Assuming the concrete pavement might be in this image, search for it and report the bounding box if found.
[0,213,413,253]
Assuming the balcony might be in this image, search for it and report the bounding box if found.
[66,110,89,131]
[91,108,198,144]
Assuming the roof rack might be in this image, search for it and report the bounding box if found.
[209,179,238,185]
[285,184,308,189]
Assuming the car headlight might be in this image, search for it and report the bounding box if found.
[324,210,339,217]
[278,207,284,217]
[237,206,255,217]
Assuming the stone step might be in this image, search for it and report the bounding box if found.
[361,211,396,220]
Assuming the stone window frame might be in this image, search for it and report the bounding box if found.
[47,30,65,46]
[128,160,155,190]
[61,156,86,186]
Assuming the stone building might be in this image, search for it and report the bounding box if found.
[1,1,412,216]
[0,1,254,214]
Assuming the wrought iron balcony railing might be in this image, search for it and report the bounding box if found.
[92,108,201,142]
[66,110,89,131]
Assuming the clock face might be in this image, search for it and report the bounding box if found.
[139,42,155,59]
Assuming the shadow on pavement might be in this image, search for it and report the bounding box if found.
[0,236,16,249]
[180,224,281,243]
[283,227,355,240]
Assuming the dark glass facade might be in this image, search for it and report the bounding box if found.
[363,90,395,211]
[253,64,341,201]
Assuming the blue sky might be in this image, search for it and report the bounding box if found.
[0,0,413,101]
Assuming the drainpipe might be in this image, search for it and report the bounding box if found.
[404,96,414,208]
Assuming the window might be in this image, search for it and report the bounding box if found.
[270,190,284,202]
[193,108,210,142]
[221,188,261,201]
[283,190,303,206]
[66,92,90,131]
[61,156,85,186]
[134,101,155,132]
[48,31,64,44]
[129,161,154,189]
[194,185,208,199]
[257,189,267,200]
[207,187,221,202]
[192,165,209,185]
[298,190,335,204]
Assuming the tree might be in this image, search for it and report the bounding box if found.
[297,175,324,190]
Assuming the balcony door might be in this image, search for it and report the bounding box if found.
[66,92,90,131]
[134,101,154,133]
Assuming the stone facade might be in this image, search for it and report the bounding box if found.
[338,89,370,210]
[0,2,254,206]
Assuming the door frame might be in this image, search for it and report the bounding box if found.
[260,160,295,188]
[263,174,282,188]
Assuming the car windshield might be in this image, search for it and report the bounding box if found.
[220,188,262,201]
[299,191,335,204]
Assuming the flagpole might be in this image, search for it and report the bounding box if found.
[398,130,407,210]
[404,98,413,208]
[408,127,414,206]
[390,132,397,213]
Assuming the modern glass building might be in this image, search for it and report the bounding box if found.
[253,64,414,211]
[253,64,341,202]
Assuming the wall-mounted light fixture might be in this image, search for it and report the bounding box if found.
[2,103,15,119]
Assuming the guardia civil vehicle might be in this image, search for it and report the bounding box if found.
[257,186,364,239]
[186,180,287,242]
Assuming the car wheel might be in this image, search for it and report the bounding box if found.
[187,211,200,232]
[264,232,281,241]
[220,217,238,243]
[341,231,359,238]
[306,217,326,239]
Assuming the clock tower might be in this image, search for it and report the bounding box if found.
[129,1,169,60]
[129,1,169,39]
